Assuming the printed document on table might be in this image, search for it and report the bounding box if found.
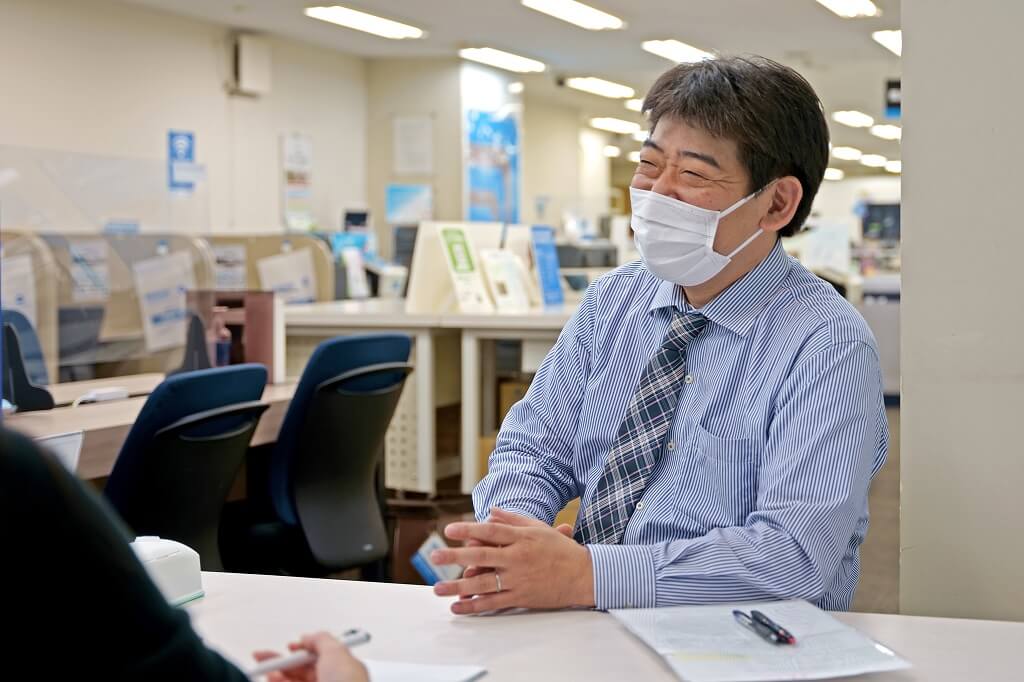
[611,599,910,682]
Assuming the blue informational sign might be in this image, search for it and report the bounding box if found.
[465,110,520,223]
[167,130,195,192]
[531,225,564,307]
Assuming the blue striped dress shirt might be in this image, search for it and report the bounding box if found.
[473,240,888,611]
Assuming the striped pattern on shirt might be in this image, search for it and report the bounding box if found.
[473,240,889,611]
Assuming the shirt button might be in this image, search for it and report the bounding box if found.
[684,374,694,384]
[636,501,645,510]
[667,440,676,451]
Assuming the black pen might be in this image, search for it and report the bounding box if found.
[732,609,792,645]
[752,609,797,645]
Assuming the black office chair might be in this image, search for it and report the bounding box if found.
[224,334,412,578]
[2,324,54,412]
[104,364,268,570]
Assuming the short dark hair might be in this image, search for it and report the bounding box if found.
[642,56,830,237]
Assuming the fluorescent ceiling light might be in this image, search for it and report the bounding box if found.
[831,110,874,128]
[641,39,715,63]
[459,47,546,73]
[824,167,846,181]
[520,0,624,30]
[304,6,424,39]
[624,98,643,112]
[860,154,888,168]
[885,160,902,173]
[873,29,902,56]
[631,130,648,142]
[590,117,642,134]
[870,124,902,140]
[831,146,863,161]
[507,81,525,94]
[628,150,642,163]
[566,77,634,99]
[603,145,622,158]
[814,0,880,19]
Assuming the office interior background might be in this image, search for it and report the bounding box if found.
[1,0,1021,642]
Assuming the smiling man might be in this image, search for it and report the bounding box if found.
[432,56,887,614]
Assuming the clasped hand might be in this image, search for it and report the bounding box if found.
[431,508,595,615]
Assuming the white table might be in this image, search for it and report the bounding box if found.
[189,572,1024,681]
[441,307,575,493]
[47,373,165,407]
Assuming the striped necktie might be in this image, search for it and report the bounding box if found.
[574,310,708,545]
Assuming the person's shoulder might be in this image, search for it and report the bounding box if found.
[768,259,877,353]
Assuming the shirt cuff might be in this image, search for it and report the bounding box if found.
[586,544,657,610]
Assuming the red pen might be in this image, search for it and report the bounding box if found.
[751,610,797,645]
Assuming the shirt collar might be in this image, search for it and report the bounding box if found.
[647,239,792,337]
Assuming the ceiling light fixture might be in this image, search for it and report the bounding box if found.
[304,5,424,39]
[590,117,642,134]
[520,0,624,30]
[459,47,546,73]
[631,130,648,142]
[813,0,880,19]
[824,167,846,181]
[507,81,525,94]
[603,145,622,158]
[625,98,643,112]
[860,154,888,168]
[872,29,902,56]
[831,110,875,128]
[831,146,863,161]
[870,124,902,140]
[628,150,642,163]
[566,77,634,99]
[641,39,715,63]
[885,160,902,173]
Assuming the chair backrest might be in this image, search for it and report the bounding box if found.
[105,364,268,568]
[269,334,412,527]
[1,308,48,386]
[2,324,54,412]
[293,361,412,568]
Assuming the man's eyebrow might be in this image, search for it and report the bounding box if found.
[642,139,661,152]
[640,140,721,170]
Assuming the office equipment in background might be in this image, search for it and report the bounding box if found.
[105,365,269,570]
[343,210,369,232]
[406,222,504,314]
[862,202,901,243]
[130,536,204,606]
[612,599,910,682]
[35,430,84,472]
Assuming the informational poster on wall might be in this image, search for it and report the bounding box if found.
[132,251,195,352]
[385,183,433,225]
[530,225,564,307]
[465,109,520,224]
[0,254,38,328]
[281,132,315,231]
[167,130,195,193]
[68,239,111,302]
[440,226,494,313]
[392,115,434,175]
[212,244,248,291]
[257,248,317,304]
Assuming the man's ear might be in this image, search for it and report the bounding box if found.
[759,176,803,234]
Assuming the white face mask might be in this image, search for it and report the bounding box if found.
[631,185,765,287]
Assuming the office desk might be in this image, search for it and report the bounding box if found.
[443,307,575,493]
[190,572,1024,681]
[47,373,165,407]
[285,300,452,494]
[6,383,296,479]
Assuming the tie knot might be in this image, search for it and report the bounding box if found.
[662,311,707,353]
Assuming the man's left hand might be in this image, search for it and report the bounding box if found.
[431,508,595,614]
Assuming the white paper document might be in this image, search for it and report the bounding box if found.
[257,248,317,304]
[212,244,248,291]
[611,600,910,682]
[363,659,485,682]
[133,251,195,353]
[0,254,37,328]
[69,239,111,302]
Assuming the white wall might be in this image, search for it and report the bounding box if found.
[522,97,582,226]
[577,128,612,234]
[0,0,366,233]
[811,176,901,243]
[901,0,1024,621]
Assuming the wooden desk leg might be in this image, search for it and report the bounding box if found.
[461,331,481,494]
[414,331,437,496]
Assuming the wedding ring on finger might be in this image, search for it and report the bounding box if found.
[494,571,504,593]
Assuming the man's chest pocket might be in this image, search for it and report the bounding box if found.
[675,423,761,530]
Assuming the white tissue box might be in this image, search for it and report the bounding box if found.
[130,536,204,606]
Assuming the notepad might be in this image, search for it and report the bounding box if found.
[363,659,486,682]
[611,599,910,682]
